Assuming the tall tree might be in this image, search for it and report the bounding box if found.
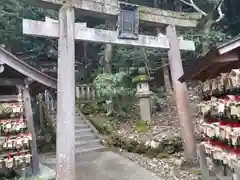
[180,0,225,53]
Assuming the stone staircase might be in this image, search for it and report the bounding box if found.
[42,89,105,156]
[39,110,105,168]
[74,112,105,156]
[48,110,105,156]
[53,112,105,154]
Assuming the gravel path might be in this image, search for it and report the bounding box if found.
[120,151,201,180]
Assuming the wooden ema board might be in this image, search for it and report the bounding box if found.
[0,91,35,176]
[198,69,240,180]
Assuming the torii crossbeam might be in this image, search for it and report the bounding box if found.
[23,18,195,51]
[30,0,202,27]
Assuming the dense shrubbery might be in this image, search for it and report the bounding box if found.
[93,72,136,116]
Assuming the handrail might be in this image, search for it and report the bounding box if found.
[37,94,56,133]
[44,84,98,109]
[44,89,56,112]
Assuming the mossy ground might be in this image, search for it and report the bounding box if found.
[88,115,183,158]
[134,120,150,133]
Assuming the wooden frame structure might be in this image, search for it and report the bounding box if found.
[22,0,202,179]
[179,36,240,180]
[0,47,56,89]
[0,47,57,175]
[179,35,240,82]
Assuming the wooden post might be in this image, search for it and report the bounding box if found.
[57,4,75,180]
[162,58,172,94]
[87,86,91,100]
[38,94,45,139]
[81,86,86,100]
[76,86,80,99]
[92,87,96,99]
[166,25,197,162]
[197,144,210,180]
[23,86,40,175]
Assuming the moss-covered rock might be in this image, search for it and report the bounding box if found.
[132,75,150,83]
[134,120,150,133]
[88,115,183,158]
[105,133,183,158]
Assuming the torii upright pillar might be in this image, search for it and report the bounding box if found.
[56,4,75,180]
[166,25,196,162]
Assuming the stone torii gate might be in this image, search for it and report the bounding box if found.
[22,0,201,179]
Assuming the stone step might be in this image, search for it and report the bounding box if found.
[75,139,103,152]
[75,139,101,148]
[75,144,105,155]
[75,123,89,129]
[75,119,85,124]
[75,132,98,141]
[75,117,86,123]
[75,128,93,137]
[75,122,86,126]
[75,115,83,119]
[75,117,83,120]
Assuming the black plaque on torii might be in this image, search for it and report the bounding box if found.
[118,2,139,40]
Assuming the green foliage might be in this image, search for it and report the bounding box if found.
[99,122,115,135]
[0,0,57,66]
[88,115,116,135]
[93,72,136,116]
[184,29,230,56]
[79,101,113,115]
[94,72,135,98]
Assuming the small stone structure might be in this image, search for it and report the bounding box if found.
[75,84,96,102]
[136,80,152,124]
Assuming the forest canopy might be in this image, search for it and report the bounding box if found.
[0,0,238,81]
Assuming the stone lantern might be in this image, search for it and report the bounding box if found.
[136,81,149,93]
[133,73,152,124]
